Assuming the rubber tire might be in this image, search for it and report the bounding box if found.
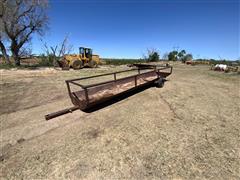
[58,59,70,69]
[155,78,165,88]
[72,60,83,70]
[89,60,97,68]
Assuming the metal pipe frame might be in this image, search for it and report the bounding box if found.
[65,65,172,107]
[46,65,172,120]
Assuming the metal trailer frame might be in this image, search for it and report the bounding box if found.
[45,64,172,120]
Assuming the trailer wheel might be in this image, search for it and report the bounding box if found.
[72,60,83,70]
[155,78,165,88]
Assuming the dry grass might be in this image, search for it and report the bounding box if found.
[0,63,239,179]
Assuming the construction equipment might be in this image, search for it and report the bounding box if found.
[45,64,173,120]
[58,47,100,70]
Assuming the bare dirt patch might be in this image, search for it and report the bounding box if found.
[0,64,239,179]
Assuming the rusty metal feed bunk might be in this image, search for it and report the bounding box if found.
[45,65,172,120]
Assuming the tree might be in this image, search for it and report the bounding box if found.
[168,49,191,62]
[178,50,186,61]
[168,50,178,61]
[182,54,193,63]
[41,35,73,66]
[42,35,73,58]
[0,1,10,64]
[0,0,48,66]
[145,48,160,62]
[0,36,10,64]
[148,52,160,62]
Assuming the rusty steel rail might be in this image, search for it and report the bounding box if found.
[45,64,172,120]
[66,66,172,89]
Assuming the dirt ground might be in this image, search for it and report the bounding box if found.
[0,63,239,179]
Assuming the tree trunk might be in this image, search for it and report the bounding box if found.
[12,48,20,66]
[11,41,21,66]
[0,41,10,64]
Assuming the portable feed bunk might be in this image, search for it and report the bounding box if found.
[45,64,173,120]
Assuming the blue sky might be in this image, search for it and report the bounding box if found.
[32,0,239,60]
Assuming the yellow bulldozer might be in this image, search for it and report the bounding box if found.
[58,47,100,70]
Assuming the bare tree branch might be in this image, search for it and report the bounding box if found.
[50,46,58,57]
[41,35,73,67]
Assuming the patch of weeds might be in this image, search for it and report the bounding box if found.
[0,63,17,69]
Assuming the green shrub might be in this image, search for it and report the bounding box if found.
[38,55,58,67]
